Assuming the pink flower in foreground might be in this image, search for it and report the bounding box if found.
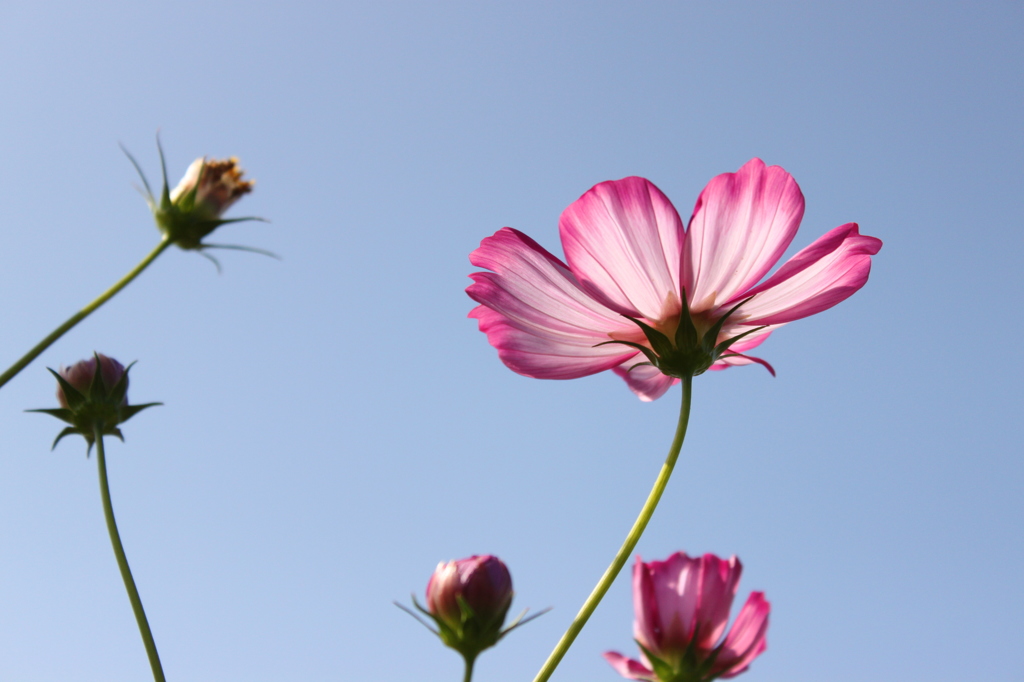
[604,552,769,682]
[467,159,882,400]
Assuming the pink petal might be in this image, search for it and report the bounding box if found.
[603,652,657,681]
[731,222,882,325]
[613,361,678,402]
[683,159,804,314]
[713,592,770,679]
[709,329,774,374]
[559,177,685,322]
[468,228,638,379]
[648,552,702,648]
[631,557,661,651]
[694,554,742,651]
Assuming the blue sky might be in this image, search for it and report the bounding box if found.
[0,2,1020,681]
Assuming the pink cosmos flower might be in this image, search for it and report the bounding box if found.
[604,552,769,682]
[467,159,882,400]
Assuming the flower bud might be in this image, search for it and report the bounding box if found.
[57,354,126,409]
[398,554,548,665]
[426,555,513,639]
[28,353,161,453]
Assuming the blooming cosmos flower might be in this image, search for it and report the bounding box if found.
[604,552,769,682]
[467,159,882,401]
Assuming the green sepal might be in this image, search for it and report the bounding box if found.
[120,143,156,208]
[635,640,683,682]
[157,134,172,209]
[624,316,676,359]
[88,353,108,403]
[700,295,754,354]
[120,402,162,423]
[47,368,85,410]
[675,288,699,350]
[595,339,660,366]
[25,408,76,425]
[51,427,79,451]
[625,361,655,373]
[106,359,134,405]
[713,324,768,357]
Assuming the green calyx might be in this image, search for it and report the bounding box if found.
[597,293,766,380]
[635,634,726,682]
[27,356,161,453]
[396,597,548,663]
[122,140,269,263]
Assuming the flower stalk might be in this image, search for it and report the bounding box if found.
[0,237,172,392]
[532,374,693,682]
[93,425,165,682]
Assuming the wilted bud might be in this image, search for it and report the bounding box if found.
[398,554,546,666]
[28,353,161,453]
[169,157,253,223]
[123,141,264,253]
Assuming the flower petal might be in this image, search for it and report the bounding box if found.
[683,159,804,313]
[560,177,685,321]
[732,223,882,325]
[713,592,770,679]
[709,329,774,375]
[632,557,661,651]
[468,228,638,379]
[613,361,678,402]
[603,652,657,681]
[648,552,702,648]
[694,554,742,652]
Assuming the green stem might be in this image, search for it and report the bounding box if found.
[462,653,476,682]
[94,426,166,682]
[0,238,172,391]
[532,374,693,682]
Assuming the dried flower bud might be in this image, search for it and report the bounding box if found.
[123,141,265,254]
[28,353,161,453]
[169,157,253,222]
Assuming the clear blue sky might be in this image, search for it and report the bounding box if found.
[0,2,1020,681]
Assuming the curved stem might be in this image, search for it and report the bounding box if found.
[532,375,693,682]
[0,238,172,391]
[94,426,166,682]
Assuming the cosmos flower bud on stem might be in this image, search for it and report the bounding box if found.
[123,140,269,261]
[28,353,161,452]
[398,555,547,671]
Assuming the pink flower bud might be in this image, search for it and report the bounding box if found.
[57,354,126,408]
[426,555,513,644]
